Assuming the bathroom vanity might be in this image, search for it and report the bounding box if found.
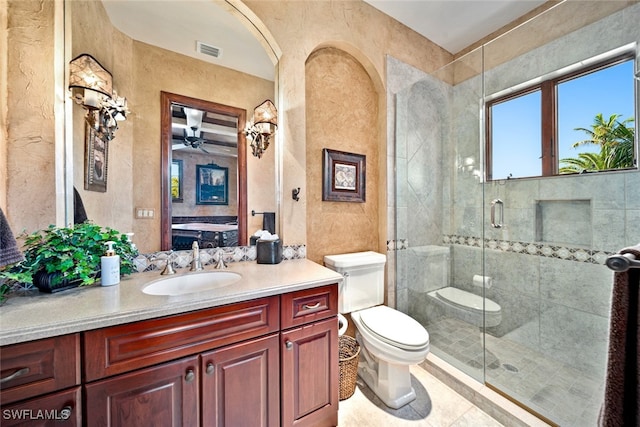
[0,259,341,427]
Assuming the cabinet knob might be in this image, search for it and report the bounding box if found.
[185,369,196,382]
[285,340,293,350]
[206,363,215,375]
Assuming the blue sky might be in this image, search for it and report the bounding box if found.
[491,59,635,179]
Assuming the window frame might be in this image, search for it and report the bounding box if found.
[485,51,637,181]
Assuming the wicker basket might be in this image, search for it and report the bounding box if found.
[338,335,360,400]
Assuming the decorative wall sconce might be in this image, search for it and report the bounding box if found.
[245,100,277,159]
[69,54,129,141]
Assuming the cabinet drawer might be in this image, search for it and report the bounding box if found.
[1,386,81,427]
[0,334,80,405]
[281,284,338,329]
[83,296,279,381]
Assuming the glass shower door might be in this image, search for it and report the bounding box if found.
[480,2,639,425]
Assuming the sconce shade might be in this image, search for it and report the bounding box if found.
[246,100,277,159]
[253,100,278,127]
[68,53,128,142]
[69,54,113,98]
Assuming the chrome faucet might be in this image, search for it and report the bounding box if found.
[214,249,227,269]
[190,241,203,271]
[161,251,176,275]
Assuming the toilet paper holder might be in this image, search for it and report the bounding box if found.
[473,275,492,288]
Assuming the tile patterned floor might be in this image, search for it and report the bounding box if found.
[338,365,503,426]
[426,317,605,426]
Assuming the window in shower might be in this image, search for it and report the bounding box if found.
[486,51,636,181]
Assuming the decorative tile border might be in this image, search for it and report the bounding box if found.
[387,239,408,251]
[443,234,613,265]
[133,244,307,273]
[386,236,614,265]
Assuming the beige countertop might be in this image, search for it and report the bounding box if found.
[0,259,343,346]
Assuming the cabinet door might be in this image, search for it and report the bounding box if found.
[1,386,81,427]
[281,317,338,427]
[202,334,280,427]
[85,356,199,427]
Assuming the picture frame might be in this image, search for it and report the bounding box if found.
[322,148,366,202]
[171,159,183,202]
[84,123,108,192]
[196,164,229,205]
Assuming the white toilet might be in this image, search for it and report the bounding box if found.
[324,251,430,409]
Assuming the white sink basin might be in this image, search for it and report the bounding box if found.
[142,271,242,296]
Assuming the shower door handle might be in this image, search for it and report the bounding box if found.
[491,199,504,228]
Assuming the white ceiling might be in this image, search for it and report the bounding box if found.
[101,0,275,81]
[101,0,548,80]
[364,0,547,54]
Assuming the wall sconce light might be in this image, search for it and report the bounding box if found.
[245,99,277,159]
[69,54,129,141]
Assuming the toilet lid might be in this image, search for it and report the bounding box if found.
[359,305,429,351]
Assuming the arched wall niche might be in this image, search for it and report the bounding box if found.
[304,45,386,265]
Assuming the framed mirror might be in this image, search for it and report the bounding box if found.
[67,0,277,254]
[161,92,247,250]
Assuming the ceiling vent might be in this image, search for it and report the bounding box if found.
[197,41,222,58]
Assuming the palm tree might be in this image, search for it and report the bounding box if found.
[559,113,635,174]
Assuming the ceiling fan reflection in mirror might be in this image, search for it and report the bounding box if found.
[171,104,239,157]
[182,108,210,153]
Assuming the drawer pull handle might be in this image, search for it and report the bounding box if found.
[185,369,195,382]
[302,302,321,310]
[285,341,293,350]
[206,363,215,375]
[0,367,30,384]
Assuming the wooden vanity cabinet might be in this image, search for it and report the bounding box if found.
[83,296,280,427]
[1,284,338,427]
[281,285,339,427]
[0,334,81,426]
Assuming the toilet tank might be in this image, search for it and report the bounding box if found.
[323,251,386,314]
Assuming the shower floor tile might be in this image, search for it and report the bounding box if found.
[425,317,605,427]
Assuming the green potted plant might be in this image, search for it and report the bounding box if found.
[0,222,137,299]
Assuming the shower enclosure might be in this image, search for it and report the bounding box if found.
[391,2,639,426]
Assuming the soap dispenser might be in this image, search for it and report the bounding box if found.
[101,241,120,286]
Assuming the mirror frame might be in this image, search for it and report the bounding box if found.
[160,91,248,250]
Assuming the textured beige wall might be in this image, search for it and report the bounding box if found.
[1,0,7,211]
[71,0,135,235]
[305,48,379,264]
[3,0,57,232]
[2,0,449,250]
[244,0,452,246]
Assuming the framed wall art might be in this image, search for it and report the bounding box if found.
[171,159,183,202]
[84,123,108,192]
[196,164,228,205]
[322,148,366,202]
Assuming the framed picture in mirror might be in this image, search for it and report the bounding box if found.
[196,164,228,205]
[322,148,366,202]
[171,159,183,202]
[84,123,108,192]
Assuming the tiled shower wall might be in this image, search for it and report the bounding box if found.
[387,3,640,377]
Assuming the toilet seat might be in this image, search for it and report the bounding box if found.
[358,305,429,351]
